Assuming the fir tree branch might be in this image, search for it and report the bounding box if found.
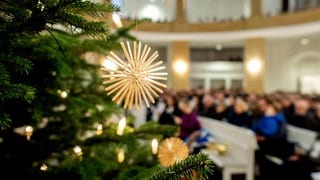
[0,83,36,103]
[56,11,108,36]
[148,153,215,180]
[134,122,179,138]
[0,63,10,83]
[0,114,11,129]
[62,0,115,17]
[2,54,33,75]
[44,27,108,121]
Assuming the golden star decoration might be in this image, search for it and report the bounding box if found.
[158,137,189,167]
[102,41,167,109]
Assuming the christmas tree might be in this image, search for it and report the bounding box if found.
[0,0,214,179]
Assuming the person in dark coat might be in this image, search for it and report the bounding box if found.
[212,102,229,121]
[158,95,181,125]
[289,98,315,129]
[198,94,216,119]
[227,98,252,128]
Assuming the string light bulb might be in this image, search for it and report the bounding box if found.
[96,124,103,135]
[57,90,68,99]
[40,164,48,171]
[60,91,68,98]
[116,117,126,136]
[117,149,125,163]
[25,125,33,141]
[151,138,159,154]
[73,145,83,156]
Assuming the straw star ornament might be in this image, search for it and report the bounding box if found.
[158,137,189,167]
[102,41,167,109]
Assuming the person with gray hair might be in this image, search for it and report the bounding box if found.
[227,98,252,128]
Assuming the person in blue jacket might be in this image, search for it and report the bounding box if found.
[253,98,312,180]
[253,104,286,139]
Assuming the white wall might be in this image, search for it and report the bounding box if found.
[265,37,320,93]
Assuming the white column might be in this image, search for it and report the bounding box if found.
[204,78,211,90]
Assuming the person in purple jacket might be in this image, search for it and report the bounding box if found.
[174,98,202,142]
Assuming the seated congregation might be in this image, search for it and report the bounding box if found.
[147,89,320,180]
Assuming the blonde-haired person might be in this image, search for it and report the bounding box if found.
[227,98,252,128]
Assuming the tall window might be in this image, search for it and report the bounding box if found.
[112,0,176,22]
[186,0,251,23]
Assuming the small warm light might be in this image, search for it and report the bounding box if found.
[112,12,123,28]
[102,59,118,71]
[60,91,68,98]
[73,145,82,156]
[151,138,158,154]
[25,125,33,141]
[37,0,45,11]
[247,58,261,74]
[116,117,126,136]
[174,60,188,75]
[96,124,103,135]
[58,90,68,99]
[40,164,48,171]
[216,44,223,51]
[117,149,125,163]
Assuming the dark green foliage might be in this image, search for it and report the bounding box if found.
[0,0,122,128]
[134,121,179,138]
[149,153,215,180]
[0,0,214,179]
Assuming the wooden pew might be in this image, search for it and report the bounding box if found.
[287,124,318,153]
[199,116,257,180]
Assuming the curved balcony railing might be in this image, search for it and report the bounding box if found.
[109,0,320,32]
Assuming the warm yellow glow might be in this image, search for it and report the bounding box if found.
[247,58,261,74]
[174,60,188,74]
[102,59,118,71]
[40,164,48,171]
[151,138,159,154]
[73,145,82,156]
[112,12,123,28]
[216,44,223,51]
[96,124,103,135]
[116,117,126,136]
[25,126,33,133]
[57,90,68,99]
[60,91,68,99]
[25,125,33,141]
[117,149,125,163]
